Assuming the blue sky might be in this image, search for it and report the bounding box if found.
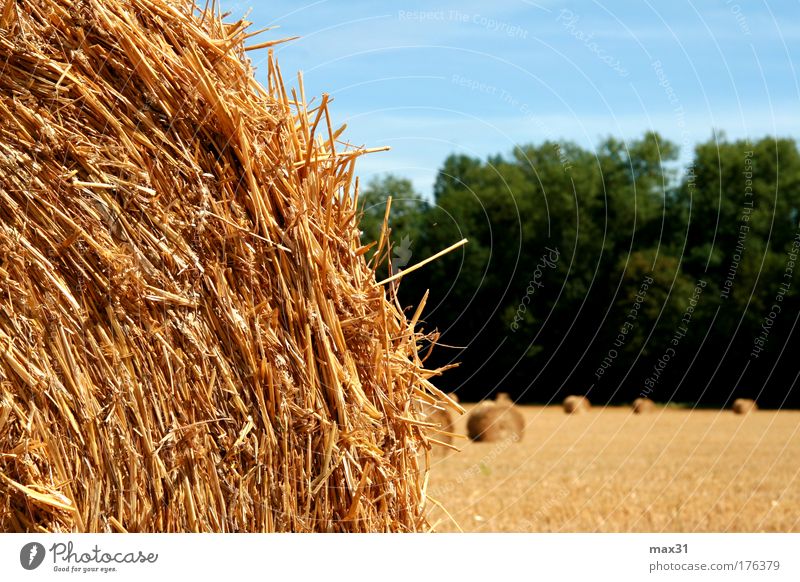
[220,0,799,196]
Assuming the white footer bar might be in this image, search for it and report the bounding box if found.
[2,533,797,581]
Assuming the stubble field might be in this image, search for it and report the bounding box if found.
[426,405,800,532]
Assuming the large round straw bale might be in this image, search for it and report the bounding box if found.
[632,398,655,414]
[0,0,443,533]
[563,395,591,414]
[466,398,524,442]
[732,399,758,414]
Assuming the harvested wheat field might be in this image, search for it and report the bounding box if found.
[427,405,800,532]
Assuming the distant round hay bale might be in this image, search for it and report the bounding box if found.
[563,395,591,414]
[494,393,524,433]
[467,399,524,442]
[495,392,516,406]
[732,398,758,414]
[632,398,655,414]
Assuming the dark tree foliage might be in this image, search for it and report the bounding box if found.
[359,134,800,408]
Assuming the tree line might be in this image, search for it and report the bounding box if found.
[359,133,800,408]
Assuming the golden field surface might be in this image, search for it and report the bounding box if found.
[425,406,800,532]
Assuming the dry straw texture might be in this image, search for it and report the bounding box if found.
[420,405,455,446]
[732,399,758,415]
[0,0,459,532]
[632,398,655,414]
[563,395,590,414]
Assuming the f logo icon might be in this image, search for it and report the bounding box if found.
[20,542,46,570]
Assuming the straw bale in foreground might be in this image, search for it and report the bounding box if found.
[0,0,457,532]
